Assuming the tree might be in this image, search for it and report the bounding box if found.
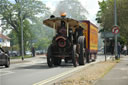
[96,0,114,31]
[0,0,51,55]
[54,0,88,20]
[96,0,128,44]
[30,17,54,51]
[8,19,35,53]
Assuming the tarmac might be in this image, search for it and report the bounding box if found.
[95,55,128,85]
[10,54,111,64]
[10,55,46,64]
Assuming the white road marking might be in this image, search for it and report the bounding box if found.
[33,62,97,85]
[0,70,14,77]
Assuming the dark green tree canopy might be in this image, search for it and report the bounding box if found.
[97,0,128,44]
[0,0,50,32]
[0,0,51,53]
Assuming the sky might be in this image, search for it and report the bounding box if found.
[43,0,103,24]
[0,0,103,33]
[2,0,103,24]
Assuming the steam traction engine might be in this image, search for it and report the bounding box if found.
[43,14,87,67]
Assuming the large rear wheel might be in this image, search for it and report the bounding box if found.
[72,45,78,67]
[47,45,54,67]
[78,36,86,65]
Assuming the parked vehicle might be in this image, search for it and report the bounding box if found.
[9,51,19,57]
[0,48,10,68]
[43,14,98,67]
[25,51,32,55]
[36,50,44,55]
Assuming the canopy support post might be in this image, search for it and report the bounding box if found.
[67,22,69,37]
[53,22,56,36]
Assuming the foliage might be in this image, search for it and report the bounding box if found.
[96,0,128,44]
[0,0,51,54]
[54,0,88,20]
[30,17,54,51]
[10,55,32,59]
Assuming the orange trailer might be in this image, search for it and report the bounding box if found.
[80,20,98,62]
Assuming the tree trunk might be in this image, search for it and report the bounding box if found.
[24,41,26,55]
[17,33,22,56]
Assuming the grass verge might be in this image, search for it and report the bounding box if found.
[10,55,32,59]
[55,61,117,85]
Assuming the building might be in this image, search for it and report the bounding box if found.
[0,34,10,47]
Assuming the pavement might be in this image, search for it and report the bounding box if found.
[95,55,128,85]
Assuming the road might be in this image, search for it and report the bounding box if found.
[0,54,111,85]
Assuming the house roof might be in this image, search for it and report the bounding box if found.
[0,34,11,40]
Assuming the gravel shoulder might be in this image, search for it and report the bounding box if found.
[54,60,119,85]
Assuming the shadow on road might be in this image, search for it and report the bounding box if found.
[6,60,76,70]
[38,57,46,59]
[13,63,50,70]
[15,63,75,70]
[59,63,75,68]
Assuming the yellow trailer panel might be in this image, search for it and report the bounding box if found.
[80,20,98,53]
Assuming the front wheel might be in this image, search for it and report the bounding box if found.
[47,45,53,67]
